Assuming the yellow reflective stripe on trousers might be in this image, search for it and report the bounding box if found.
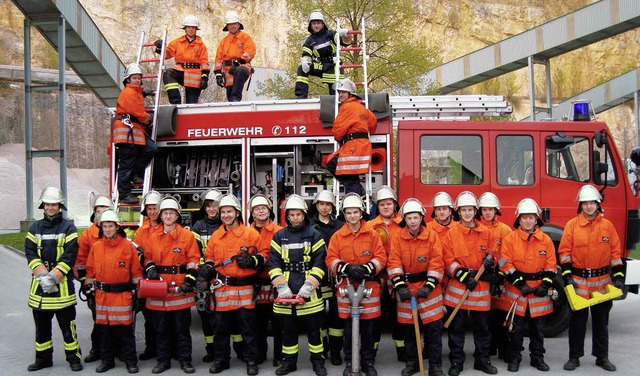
[35,340,53,351]
[308,342,323,354]
[282,344,298,355]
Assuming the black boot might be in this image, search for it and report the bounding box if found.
[275,362,297,375]
[27,360,53,372]
[84,348,100,363]
[362,361,378,376]
[209,360,230,374]
[246,360,259,376]
[313,363,328,376]
[96,362,115,373]
[401,361,419,376]
[428,366,446,376]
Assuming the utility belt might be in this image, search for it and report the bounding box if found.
[572,266,610,278]
[95,281,136,293]
[520,272,543,281]
[402,271,429,283]
[215,273,255,286]
[156,265,187,274]
[221,58,247,67]
[318,56,334,63]
[341,132,369,145]
[254,277,271,286]
[282,261,311,273]
[179,62,201,69]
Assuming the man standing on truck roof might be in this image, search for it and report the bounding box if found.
[155,15,211,105]
[325,78,377,196]
[558,184,625,372]
[213,11,256,102]
[294,10,352,99]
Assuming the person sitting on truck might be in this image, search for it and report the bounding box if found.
[154,15,211,105]
[112,63,158,204]
[325,78,377,196]
[499,198,556,372]
[558,184,625,372]
[213,11,256,102]
[294,10,352,99]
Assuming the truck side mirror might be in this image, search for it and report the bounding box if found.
[594,130,607,148]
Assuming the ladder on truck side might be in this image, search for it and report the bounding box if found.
[111,30,167,226]
[333,16,372,211]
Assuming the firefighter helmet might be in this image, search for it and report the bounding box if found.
[219,194,242,212]
[92,195,113,210]
[200,189,223,206]
[141,190,163,216]
[576,184,602,203]
[250,194,272,211]
[312,190,336,206]
[158,196,181,214]
[38,187,66,210]
[375,185,397,203]
[455,191,479,209]
[514,198,543,228]
[307,10,326,33]
[223,11,244,31]
[98,209,121,225]
[431,192,454,208]
[478,192,500,209]
[123,63,143,80]
[182,15,200,29]
[284,194,308,213]
[341,193,365,212]
[333,78,361,99]
[400,198,426,217]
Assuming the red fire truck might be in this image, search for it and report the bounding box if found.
[112,95,640,336]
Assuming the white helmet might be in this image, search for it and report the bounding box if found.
[576,184,602,203]
[158,196,181,214]
[182,15,200,29]
[333,78,361,98]
[219,194,242,212]
[223,11,244,31]
[431,192,454,208]
[455,191,478,209]
[93,195,113,210]
[375,185,397,203]
[123,63,143,80]
[98,209,121,225]
[250,194,272,211]
[341,193,365,212]
[313,190,336,206]
[284,194,308,213]
[201,189,223,206]
[38,187,66,210]
[478,192,500,209]
[141,190,163,216]
[515,198,541,217]
[400,198,425,217]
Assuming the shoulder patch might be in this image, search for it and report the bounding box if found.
[173,247,182,253]
[362,250,371,257]
[417,256,427,262]
[602,236,610,242]
[539,250,546,256]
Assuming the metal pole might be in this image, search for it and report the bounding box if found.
[544,59,552,119]
[58,15,69,212]
[24,18,34,220]
[635,91,639,147]
[528,56,535,121]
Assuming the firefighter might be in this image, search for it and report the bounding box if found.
[326,193,387,376]
[294,10,352,99]
[559,184,624,372]
[213,11,257,102]
[144,196,200,374]
[442,191,497,376]
[368,186,406,362]
[248,194,283,365]
[478,192,512,362]
[308,190,344,365]
[112,62,157,204]
[155,15,210,104]
[25,187,83,372]
[132,190,163,361]
[388,198,446,376]
[75,194,113,364]
[201,194,267,376]
[191,189,223,363]
[85,210,143,374]
[499,198,556,372]
[325,78,377,196]
[268,194,328,376]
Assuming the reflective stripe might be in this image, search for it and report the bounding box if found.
[309,342,324,354]
[217,299,254,308]
[283,344,298,355]
[329,328,344,337]
[427,270,443,280]
[388,267,403,275]
[35,340,53,351]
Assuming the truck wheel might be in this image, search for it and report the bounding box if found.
[543,273,571,337]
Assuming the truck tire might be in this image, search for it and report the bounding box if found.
[542,272,571,337]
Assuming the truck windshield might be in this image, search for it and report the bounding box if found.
[420,135,482,185]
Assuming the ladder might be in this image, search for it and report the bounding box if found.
[333,16,372,212]
[111,30,167,224]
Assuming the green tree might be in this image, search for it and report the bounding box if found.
[256,0,442,99]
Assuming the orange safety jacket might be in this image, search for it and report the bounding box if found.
[75,222,101,281]
[165,35,211,88]
[133,218,161,261]
[442,220,493,311]
[326,220,387,320]
[144,224,200,311]
[251,220,283,304]
[205,223,269,311]
[426,219,455,291]
[368,215,402,295]
[388,226,445,325]
[214,30,256,88]
[481,218,513,311]
[112,84,151,146]
[499,227,556,317]
[558,213,623,299]
[328,97,377,175]
[86,235,143,325]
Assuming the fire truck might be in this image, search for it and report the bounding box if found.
[111,94,640,336]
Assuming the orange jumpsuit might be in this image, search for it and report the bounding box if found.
[112,84,151,146]
[481,218,513,311]
[75,223,100,281]
[252,220,283,303]
[165,35,211,88]
[214,31,256,88]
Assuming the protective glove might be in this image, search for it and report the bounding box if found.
[563,275,576,288]
[38,274,58,293]
[236,255,261,269]
[518,284,533,296]
[347,264,368,280]
[177,283,194,294]
[198,263,215,281]
[479,270,500,284]
[200,75,208,90]
[146,264,159,280]
[215,73,225,88]
[395,285,411,302]
[33,265,48,279]
[613,278,625,289]
[296,280,316,299]
[300,57,312,74]
[276,282,294,299]
[337,28,349,37]
[417,285,433,298]
[154,39,162,54]
[196,277,209,293]
[482,255,495,269]
[81,282,93,294]
[142,88,155,97]
[533,285,548,297]
[465,277,478,291]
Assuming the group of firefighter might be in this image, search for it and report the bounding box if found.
[25,181,626,376]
